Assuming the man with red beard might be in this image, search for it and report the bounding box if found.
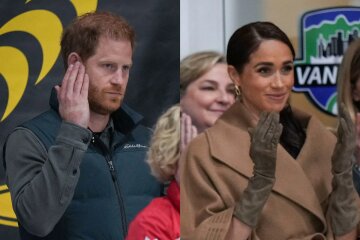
[3,12,163,240]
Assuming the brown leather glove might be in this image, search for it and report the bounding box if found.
[234,112,283,227]
[329,104,360,236]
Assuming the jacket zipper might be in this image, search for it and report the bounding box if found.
[92,135,128,238]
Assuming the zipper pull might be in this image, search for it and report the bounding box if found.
[108,160,114,171]
[108,160,117,181]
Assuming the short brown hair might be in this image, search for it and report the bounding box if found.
[60,11,135,69]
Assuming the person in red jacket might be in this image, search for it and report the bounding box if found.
[126,105,183,240]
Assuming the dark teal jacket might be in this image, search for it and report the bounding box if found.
[4,91,163,240]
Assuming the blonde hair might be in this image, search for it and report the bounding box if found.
[147,105,180,182]
[180,51,226,97]
[337,39,360,122]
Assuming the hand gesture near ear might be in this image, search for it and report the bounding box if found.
[54,62,90,129]
[329,104,360,236]
[234,112,282,227]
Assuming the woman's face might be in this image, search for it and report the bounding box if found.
[230,40,294,117]
[181,63,235,133]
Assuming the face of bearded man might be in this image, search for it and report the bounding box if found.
[84,36,133,115]
[88,82,124,115]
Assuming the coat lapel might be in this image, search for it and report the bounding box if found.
[206,101,334,229]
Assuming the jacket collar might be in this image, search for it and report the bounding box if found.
[206,101,335,230]
[49,87,143,134]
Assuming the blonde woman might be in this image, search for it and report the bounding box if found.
[337,38,360,194]
[180,52,236,150]
[126,105,180,240]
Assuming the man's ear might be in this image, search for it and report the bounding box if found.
[228,65,241,87]
[67,52,82,66]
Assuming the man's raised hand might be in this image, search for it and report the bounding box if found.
[55,61,90,128]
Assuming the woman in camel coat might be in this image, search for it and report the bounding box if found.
[181,22,360,240]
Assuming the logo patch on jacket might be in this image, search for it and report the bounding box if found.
[122,143,148,150]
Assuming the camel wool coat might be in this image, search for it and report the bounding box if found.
[181,101,359,240]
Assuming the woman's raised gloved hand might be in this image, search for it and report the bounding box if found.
[329,104,360,236]
[234,112,282,227]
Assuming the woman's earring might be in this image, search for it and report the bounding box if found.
[235,85,241,97]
